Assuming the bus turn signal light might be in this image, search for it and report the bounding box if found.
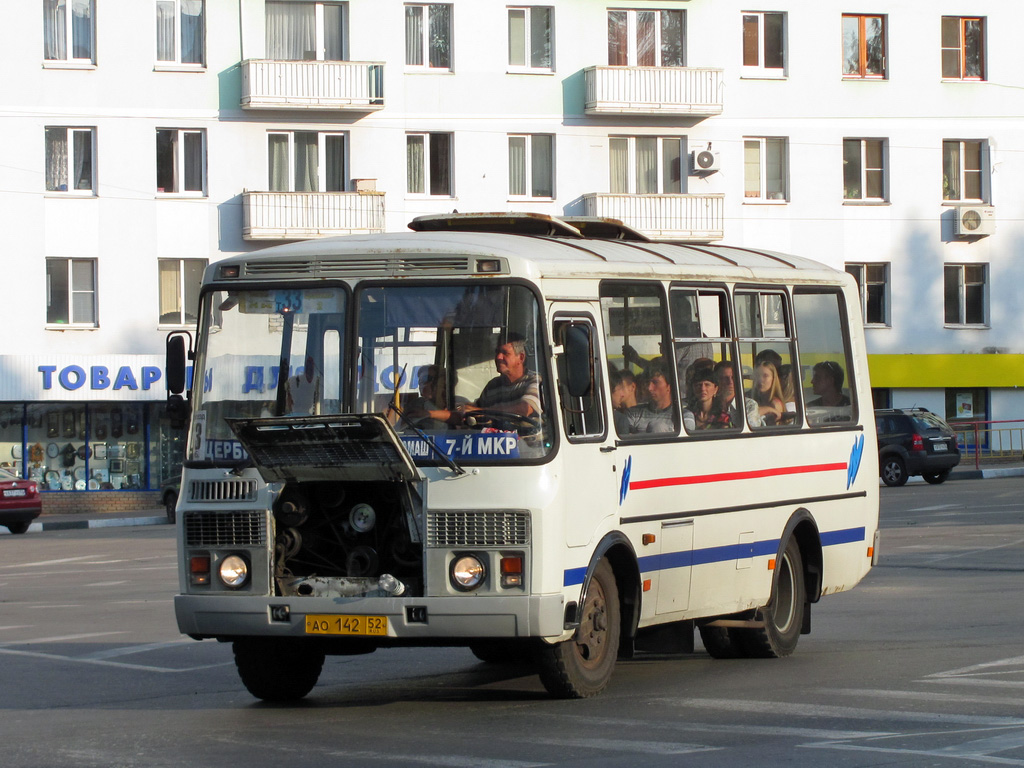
[500,556,523,588]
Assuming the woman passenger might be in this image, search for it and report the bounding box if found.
[751,361,785,426]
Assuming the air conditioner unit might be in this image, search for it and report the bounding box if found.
[691,149,720,173]
[954,205,995,236]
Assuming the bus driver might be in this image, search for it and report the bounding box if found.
[454,334,541,426]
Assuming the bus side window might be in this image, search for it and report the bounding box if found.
[793,290,857,426]
[553,318,605,440]
[735,290,800,429]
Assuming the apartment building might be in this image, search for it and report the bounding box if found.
[2,1,1022,506]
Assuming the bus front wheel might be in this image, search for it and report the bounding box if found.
[233,638,325,702]
[537,558,620,698]
[740,537,805,658]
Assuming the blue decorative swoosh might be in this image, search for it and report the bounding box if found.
[847,434,865,489]
[619,455,632,505]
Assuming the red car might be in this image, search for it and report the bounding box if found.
[0,468,41,534]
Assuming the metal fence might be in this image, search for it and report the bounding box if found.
[951,419,1024,469]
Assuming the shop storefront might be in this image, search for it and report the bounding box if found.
[0,356,184,513]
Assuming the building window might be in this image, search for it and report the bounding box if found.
[159,259,206,325]
[43,0,94,63]
[945,387,987,423]
[45,127,94,193]
[842,14,885,78]
[405,4,451,69]
[607,9,684,66]
[156,0,205,66]
[944,264,987,326]
[743,137,787,200]
[742,11,784,75]
[843,138,886,201]
[407,133,452,196]
[941,17,984,80]
[845,263,889,326]
[508,134,553,198]
[268,132,347,192]
[156,129,206,195]
[46,258,97,326]
[943,140,986,202]
[610,137,683,194]
[266,1,347,61]
[508,6,552,71]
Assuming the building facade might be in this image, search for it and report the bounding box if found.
[3,0,1022,506]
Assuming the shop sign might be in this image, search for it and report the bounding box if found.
[0,356,189,402]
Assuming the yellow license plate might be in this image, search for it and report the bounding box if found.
[305,614,388,637]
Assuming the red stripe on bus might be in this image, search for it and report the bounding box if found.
[629,462,848,491]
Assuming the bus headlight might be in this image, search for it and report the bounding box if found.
[218,554,250,589]
[450,554,486,591]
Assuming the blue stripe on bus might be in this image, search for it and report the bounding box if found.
[562,526,867,587]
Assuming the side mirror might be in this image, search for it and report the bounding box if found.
[166,332,190,395]
[564,324,594,399]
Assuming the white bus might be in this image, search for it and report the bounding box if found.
[167,213,879,700]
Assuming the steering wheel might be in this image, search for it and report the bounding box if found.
[465,409,541,436]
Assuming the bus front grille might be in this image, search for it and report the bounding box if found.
[426,510,530,548]
[188,479,259,503]
[184,511,267,547]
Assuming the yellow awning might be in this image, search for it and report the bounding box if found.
[867,354,1024,388]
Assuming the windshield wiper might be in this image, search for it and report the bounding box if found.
[389,401,465,476]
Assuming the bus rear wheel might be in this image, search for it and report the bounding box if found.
[739,538,805,658]
[537,558,620,698]
[232,638,325,702]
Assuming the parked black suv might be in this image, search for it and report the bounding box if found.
[875,408,961,486]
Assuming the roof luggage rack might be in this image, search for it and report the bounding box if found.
[559,216,651,241]
[408,212,584,238]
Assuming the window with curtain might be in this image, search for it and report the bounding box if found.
[743,137,787,200]
[843,138,886,201]
[45,127,95,193]
[159,259,206,325]
[407,133,452,195]
[508,134,553,198]
[508,6,552,70]
[741,11,784,75]
[943,140,985,201]
[944,264,987,326]
[609,136,683,194]
[156,129,206,195]
[267,132,347,192]
[607,9,684,66]
[46,258,97,326]
[266,2,347,60]
[44,0,94,62]
[941,17,985,80]
[156,0,205,66]
[405,4,451,69]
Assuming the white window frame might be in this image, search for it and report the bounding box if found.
[405,4,452,70]
[507,6,553,72]
[508,134,554,199]
[156,128,207,197]
[943,139,987,203]
[845,263,890,327]
[607,8,685,67]
[267,131,348,192]
[265,1,349,61]
[741,11,785,78]
[155,0,206,68]
[406,132,453,197]
[609,136,684,195]
[743,136,788,202]
[843,138,887,202]
[45,126,96,195]
[944,263,988,327]
[159,258,207,326]
[46,258,97,328]
[43,0,95,66]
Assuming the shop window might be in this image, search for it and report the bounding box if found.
[0,405,26,478]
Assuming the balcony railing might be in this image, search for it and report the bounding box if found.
[584,66,724,116]
[582,194,725,241]
[242,191,385,240]
[240,59,384,110]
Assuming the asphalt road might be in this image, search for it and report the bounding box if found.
[1,478,1022,768]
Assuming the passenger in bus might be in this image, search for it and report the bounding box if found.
[624,362,675,434]
[284,360,320,415]
[714,360,761,428]
[455,334,542,426]
[683,357,714,403]
[609,367,639,411]
[750,361,786,426]
[682,368,730,431]
[404,365,465,429]
[778,363,799,423]
[808,361,851,409]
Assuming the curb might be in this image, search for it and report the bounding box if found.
[1,515,169,535]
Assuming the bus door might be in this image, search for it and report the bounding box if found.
[550,307,617,548]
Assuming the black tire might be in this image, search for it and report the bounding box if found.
[739,538,806,658]
[537,558,620,698]
[923,469,951,485]
[164,490,178,524]
[698,624,743,659]
[5,521,30,535]
[232,638,325,702]
[881,455,908,486]
[469,640,534,665]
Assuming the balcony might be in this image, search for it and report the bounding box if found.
[240,59,384,111]
[584,66,724,116]
[582,194,725,241]
[242,190,385,240]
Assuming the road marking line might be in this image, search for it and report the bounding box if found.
[554,713,896,741]
[82,640,193,660]
[0,555,101,569]
[800,738,1024,766]
[325,751,547,768]
[0,646,232,674]
[826,688,1024,707]
[0,631,123,647]
[533,737,718,755]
